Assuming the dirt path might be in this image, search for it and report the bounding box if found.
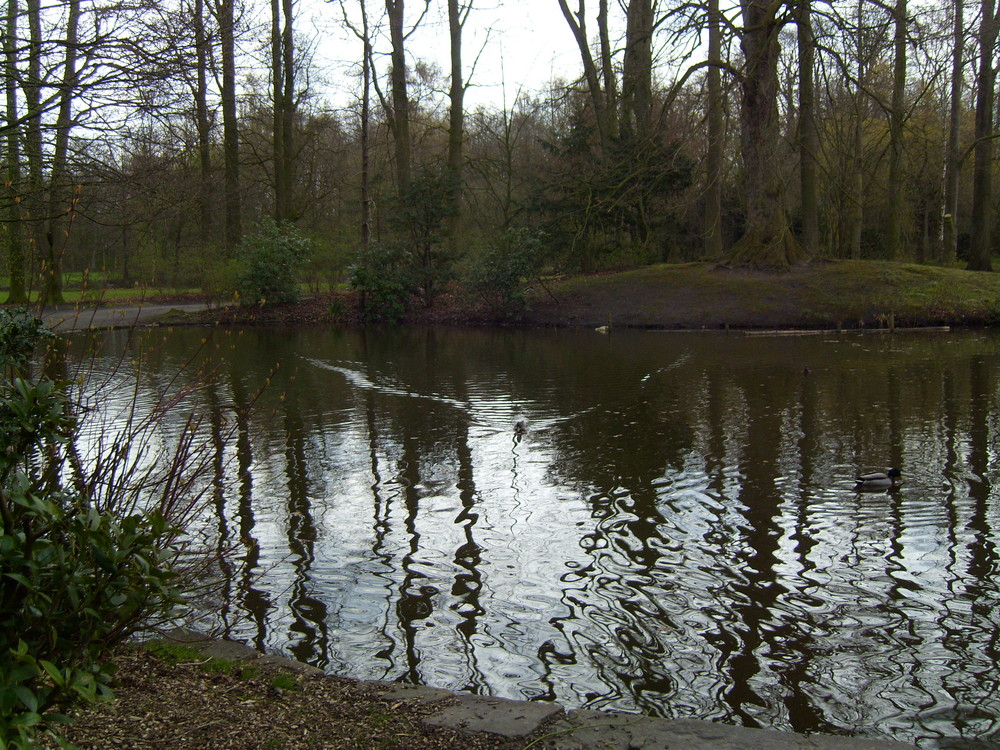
[40,302,216,332]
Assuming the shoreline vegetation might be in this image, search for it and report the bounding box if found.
[22,260,1000,332]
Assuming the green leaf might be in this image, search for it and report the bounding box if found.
[1,572,30,588]
[11,710,41,728]
[11,687,38,713]
[38,660,63,686]
[7,665,39,684]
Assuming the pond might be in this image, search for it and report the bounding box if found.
[70,326,1000,748]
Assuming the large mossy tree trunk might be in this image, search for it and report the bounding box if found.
[727,0,807,269]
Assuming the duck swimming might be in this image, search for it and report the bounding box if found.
[854,468,901,491]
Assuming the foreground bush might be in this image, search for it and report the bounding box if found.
[0,309,217,748]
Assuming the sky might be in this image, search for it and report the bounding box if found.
[305,1,589,112]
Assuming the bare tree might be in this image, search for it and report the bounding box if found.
[40,0,82,305]
[193,0,214,242]
[213,0,242,252]
[704,0,724,257]
[271,0,296,221]
[942,0,963,264]
[447,0,473,249]
[385,0,411,192]
[360,1,373,247]
[557,0,616,145]
[339,0,376,247]
[968,0,995,271]
[796,0,819,255]
[622,0,654,138]
[3,0,25,304]
[884,0,907,260]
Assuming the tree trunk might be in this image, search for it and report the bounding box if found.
[280,0,295,220]
[446,0,466,251]
[194,0,213,242]
[23,0,41,278]
[969,0,996,271]
[3,0,24,304]
[360,0,372,247]
[704,0,723,258]
[848,106,864,260]
[597,0,618,139]
[845,0,865,259]
[271,0,285,222]
[386,0,411,193]
[796,0,819,256]
[216,0,242,253]
[728,0,804,268]
[942,0,962,265]
[885,0,907,260]
[622,0,653,139]
[42,0,81,305]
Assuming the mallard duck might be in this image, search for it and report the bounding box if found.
[854,467,901,491]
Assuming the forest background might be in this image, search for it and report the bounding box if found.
[0,0,995,308]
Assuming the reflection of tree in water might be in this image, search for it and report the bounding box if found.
[395,434,436,684]
[718,370,795,728]
[777,366,832,735]
[207,387,236,636]
[349,330,496,691]
[282,378,330,668]
[450,369,488,693]
[539,357,695,712]
[230,363,270,653]
[366,393,399,669]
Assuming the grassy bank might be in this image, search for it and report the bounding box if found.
[518,260,1000,329]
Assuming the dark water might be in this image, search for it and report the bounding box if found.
[73,326,1000,747]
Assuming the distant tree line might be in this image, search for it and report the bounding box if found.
[0,0,996,306]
